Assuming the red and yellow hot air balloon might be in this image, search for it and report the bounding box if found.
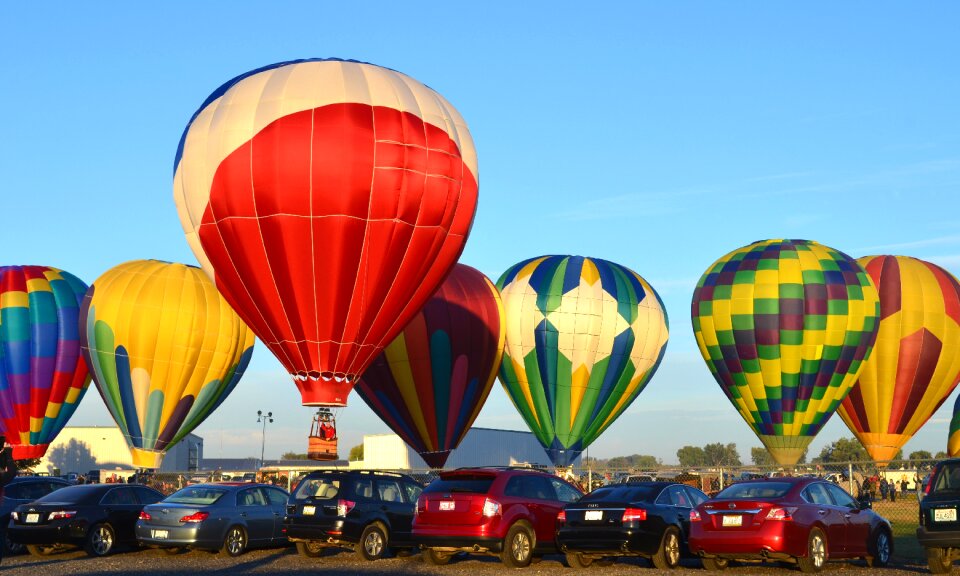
[838,255,960,463]
[173,59,478,407]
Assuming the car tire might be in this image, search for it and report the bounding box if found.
[221,525,247,557]
[422,547,452,565]
[5,539,25,555]
[84,522,116,557]
[26,544,56,557]
[701,557,729,571]
[565,552,593,568]
[652,527,681,570]
[359,523,388,561]
[927,547,953,574]
[866,528,892,568]
[797,527,827,573]
[296,541,326,558]
[501,522,535,568]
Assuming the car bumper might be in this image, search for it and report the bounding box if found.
[135,523,220,549]
[7,521,85,546]
[285,518,356,544]
[556,527,661,556]
[917,526,960,548]
[415,534,503,553]
[688,522,800,560]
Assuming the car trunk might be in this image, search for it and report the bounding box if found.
[14,504,63,526]
[565,501,636,528]
[418,472,495,526]
[700,499,776,531]
[142,503,206,527]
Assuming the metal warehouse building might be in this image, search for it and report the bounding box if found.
[35,425,203,475]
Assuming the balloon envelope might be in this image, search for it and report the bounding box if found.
[691,239,880,465]
[0,266,90,459]
[173,58,478,407]
[497,256,669,467]
[838,255,960,462]
[80,260,254,468]
[355,264,504,468]
[950,393,960,457]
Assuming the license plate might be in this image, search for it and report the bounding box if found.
[585,510,603,521]
[935,508,957,522]
[151,529,169,539]
[303,505,316,516]
[439,501,455,511]
[26,513,39,524]
[722,514,743,527]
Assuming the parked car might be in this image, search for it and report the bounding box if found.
[7,483,164,557]
[136,482,289,556]
[284,470,422,560]
[1,476,73,555]
[917,458,960,573]
[688,478,892,572]
[414,466,583,567]
[557,481,708,569]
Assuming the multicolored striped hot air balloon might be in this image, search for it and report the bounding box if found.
[173,59,477,408]
[496,256,669,467]
[691,239,881,465]
[949,393,960,457]
[80,260,254,468]
[838,255,960,463]
[0,266,90,459]
[355,264,504,468]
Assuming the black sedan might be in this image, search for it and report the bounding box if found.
[8,483,164,557]
[1,476,72,555]
[557,481,708,569]
[136,483,289,556]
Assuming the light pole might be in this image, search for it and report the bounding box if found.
[257,410,273,470]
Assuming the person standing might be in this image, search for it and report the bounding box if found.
[0,434,20,566]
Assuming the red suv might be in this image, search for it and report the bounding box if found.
[413,467,582,567]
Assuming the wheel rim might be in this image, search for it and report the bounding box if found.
[876,532,890,564]
[666,533,680,565]
[227,528,244,554]
[512,531,531,561]
[92,526,113,555]
[364,531,384,557]
[811,534,825,568]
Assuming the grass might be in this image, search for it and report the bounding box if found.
[870,497,923,562]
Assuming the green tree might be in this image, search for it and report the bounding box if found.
[936,451,948,460]
[281,452,309,460]
[16,458,41,471]
[677,446,706,468]
[348,443,364,462]
[607,454,661,469]
[751,447,774,466]
[815,437,868,463]
[909,450,934,467]
[703,443,741,467]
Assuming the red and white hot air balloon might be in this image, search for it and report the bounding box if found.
[173,59,478,406]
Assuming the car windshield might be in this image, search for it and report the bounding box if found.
[716,482,792,499]
[35,485,96,504]
[424,476,494,494]
[295,478,341,500]
[165,487,227,505]
[933,463,960,493]
[582,485,657,503]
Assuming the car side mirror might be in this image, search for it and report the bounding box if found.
[857,498,872,510]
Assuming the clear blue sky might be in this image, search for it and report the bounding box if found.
[3,2,959,464]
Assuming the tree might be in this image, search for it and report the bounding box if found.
[348,443,364,462]
[936,451,948,460]
[703,443,741,467]
[281,452,309,460]
[607,454,661,469]
[677,446,706,468]
[815,437,868,463]
[751,447,774,466]
[16,458,41,471]
[909,450,934,467]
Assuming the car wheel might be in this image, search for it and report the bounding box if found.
[5,539,25,555]
[422,547,452,565]
[701,557,729,571]
[501,522,535,568]
[652,527,681,570]
[866,528,891,568]
[296,541,326,558]
[220,525,247,557]
[26,544,56,557]
[797,528,827,573]
[84,522,116,557]
[359,523,388,561]
[565,552,593,568]
[927,547,953,574]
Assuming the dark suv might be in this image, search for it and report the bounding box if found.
[284,470,422,561]
[918,458,960,573]
[413,467,583,567]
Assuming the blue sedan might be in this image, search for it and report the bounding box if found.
[135,483,289,556]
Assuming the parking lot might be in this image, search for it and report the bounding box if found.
[0,545,932,576]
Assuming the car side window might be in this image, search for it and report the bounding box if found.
[655,488,672,505]
[802,483,833,506]
[404,482,423,503]
[102,487,138,505]
[134,487,163,505]
[377,480,403,503]
[239,488,267,507]
[265,488,288,506]
[684,486,708,507]
[529,476,556,501]
[504,477,524,498]
[824,483,858,508]
[550,478,581,503]
[354,478,375,500]
[668,485,691,508]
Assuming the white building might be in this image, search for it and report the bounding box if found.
[35,425,203,475]
[351,427,580,470]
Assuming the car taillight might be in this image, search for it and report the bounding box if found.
[10,512,18,521]
[622,508,647,523]
[766,507,796,521]
[690,509,702,522]
[48,510,76,520]
[482,498,501,517]
[557,509,567,525]
[337,499,356,517]
[179,511,210,523]
[139,511,152,521]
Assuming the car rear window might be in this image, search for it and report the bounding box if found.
[716,482,792,499]
[932,463,960,493]
[295,478,342,500]
[582,485,657,503]
[424,476,494,494]
[165,487,227,505]
[35,485,97,504]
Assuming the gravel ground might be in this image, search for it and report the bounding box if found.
[0,545,934,576]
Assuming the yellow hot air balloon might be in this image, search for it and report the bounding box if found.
[838,255,960,463]
[80,260,254,468]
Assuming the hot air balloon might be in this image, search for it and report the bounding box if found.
[173,58,478,408]
[80,260,254,468]
[691,239,881,465]
[355,264,504,468]
[0,266,90,459]
[949,393,960,457]
[837,255,960,463]
[496,256,669,468]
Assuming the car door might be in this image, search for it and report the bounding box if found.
[825,482,870,557]
[101,487,143,542]
[376,478,411,544]
[682,486,708,543]
[802,482,845,556]
[237,487,274,544]
[262,487,289,542]
[525,475,561,545]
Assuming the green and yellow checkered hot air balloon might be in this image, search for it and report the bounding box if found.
[691,239,881,465]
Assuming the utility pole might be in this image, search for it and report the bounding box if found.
[257,410,273,470]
